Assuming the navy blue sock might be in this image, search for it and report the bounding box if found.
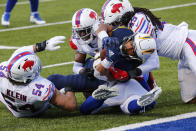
[80,96,104,114]
[29,0,39,12]
[5,0,17,13]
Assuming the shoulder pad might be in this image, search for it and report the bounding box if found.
[129,13,153,35]
[69,37,78,50]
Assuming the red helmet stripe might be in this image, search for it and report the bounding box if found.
[101,0,111,20]
[8,51,32,73]
[75,9,83,28]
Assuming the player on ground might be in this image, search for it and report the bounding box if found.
[48,8,106,96]
[80,33,162,115]
[100,0,159,89]
[102,0,196,104]
[0,36,77,117]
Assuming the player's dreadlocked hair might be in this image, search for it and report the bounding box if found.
[121,7,162,31]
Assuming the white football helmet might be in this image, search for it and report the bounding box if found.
[101,0,134,25]
[133,33,156,60]
[120,33,156,61]
[72,8,99,44]
[7,52,42,83]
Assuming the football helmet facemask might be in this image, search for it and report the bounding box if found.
[120,33,156,61]
[72,8,98,44]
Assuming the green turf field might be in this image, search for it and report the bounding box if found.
[0,0,196,130]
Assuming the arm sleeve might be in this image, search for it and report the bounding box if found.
[42,83,55,101]
[73,61,84,74]
[138,51,160,74]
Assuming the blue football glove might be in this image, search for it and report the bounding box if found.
[103,37,120,62]
[102,37,117,49]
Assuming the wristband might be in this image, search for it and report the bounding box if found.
[36,40,46,52]
[97,31,108,40]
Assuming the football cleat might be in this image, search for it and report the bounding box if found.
[30,13,46,25]
[92,85,119,100]
[137,86,162,107]
[1,13,10,26]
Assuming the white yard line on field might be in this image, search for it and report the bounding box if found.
[0,0,54,7]
[0,2,195,33]
[43,61,74,69]
[0,20,72,32]
[0,45,19,49]
[101,112,196,131]
[150,2,196,11]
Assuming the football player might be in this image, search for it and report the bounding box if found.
[0,36,77,117]
[102,0,196,104]
[80,33,162,115]
[48,8,108,96]
[100,0,159,90]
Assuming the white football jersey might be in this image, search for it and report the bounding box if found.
[0,46,55,117]
[71,37,99,57]
[129,12,189,60]
[0,61,55,117]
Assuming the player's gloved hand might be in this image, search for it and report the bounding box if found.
[127,68,142,79]
[80,68,95,80]
[46,36,66,51]
[36,36,66,52]
[105,37,120,62]
[102,37,117,49]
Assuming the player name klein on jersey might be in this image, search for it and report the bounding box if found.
[0,61,55,117]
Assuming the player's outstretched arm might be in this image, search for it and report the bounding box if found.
[34,36,66,52]
[50,88,77,111]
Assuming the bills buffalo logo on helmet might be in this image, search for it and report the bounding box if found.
[22,60,34,72]
[89,11,97,20]
[111,3,123,13]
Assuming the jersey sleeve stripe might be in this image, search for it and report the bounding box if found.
[144,23,150,33]
[138,20,146,32]
[42,84,55,101]
[147,24,152,34]
[186,38,196,56]
[135,17,144,32]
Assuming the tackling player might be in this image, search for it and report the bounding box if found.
[0,36,77,117]
[102,0,196,104]
[48,8,107,96]
[80,33,162,115]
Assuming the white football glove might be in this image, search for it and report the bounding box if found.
[46,36,66,51]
